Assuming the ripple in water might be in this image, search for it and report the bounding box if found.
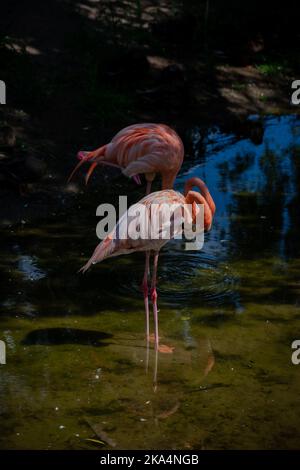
[116,236,240,309]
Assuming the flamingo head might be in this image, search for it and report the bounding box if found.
[184,177,216,231]
[77,150,90,161]
[67,150,99,185]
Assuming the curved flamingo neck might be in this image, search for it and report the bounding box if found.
[185,190,213,231]
[162,172,177,190]
[184,177,216,216]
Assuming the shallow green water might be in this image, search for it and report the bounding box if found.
[1,115,300,449]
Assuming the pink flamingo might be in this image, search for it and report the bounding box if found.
[68,123,184,192]
[69,123,184,340]
[80,177,216,350]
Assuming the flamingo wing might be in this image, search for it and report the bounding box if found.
[80,190,186,273]
[73,123,184,186]
[107,124,184,173]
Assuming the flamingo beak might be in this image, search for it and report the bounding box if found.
[85,161,98,185]
[67,150,97,184]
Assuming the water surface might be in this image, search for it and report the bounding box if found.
[1,115,300,449]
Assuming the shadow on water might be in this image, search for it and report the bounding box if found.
[21,328,112,347]
[1,115,300,449]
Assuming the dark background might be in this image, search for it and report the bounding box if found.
[0,0,299,223]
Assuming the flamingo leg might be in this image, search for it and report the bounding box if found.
[145,337,150,374]
[153,347,158,392]
[142,251,150,341]
[142,180,152,347]
[151,251,159,350]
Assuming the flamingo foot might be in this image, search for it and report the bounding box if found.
[148,335,174,354]
[158,344,174,354]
